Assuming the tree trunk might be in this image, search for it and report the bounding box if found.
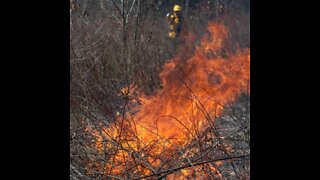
[185,0,189,15]
[121,0,129,75]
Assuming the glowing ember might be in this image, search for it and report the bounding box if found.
[87,21,250,179]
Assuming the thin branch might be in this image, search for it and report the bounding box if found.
[132,155,249,180]
[110,0,124,18]
[112,13,122,24]
[126,0,137,22]
[105,174,125,180]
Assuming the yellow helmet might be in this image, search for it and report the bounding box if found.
[173,5,182,12]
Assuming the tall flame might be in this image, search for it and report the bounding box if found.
[87,21,250,179]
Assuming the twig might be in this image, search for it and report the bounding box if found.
[132,155,249,180]
[126,0,137,22]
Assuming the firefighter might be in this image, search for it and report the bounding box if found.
[166,5,183,39]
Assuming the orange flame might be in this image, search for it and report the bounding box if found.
[87,21,250,178]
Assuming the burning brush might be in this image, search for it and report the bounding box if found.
[86,20,250,179]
